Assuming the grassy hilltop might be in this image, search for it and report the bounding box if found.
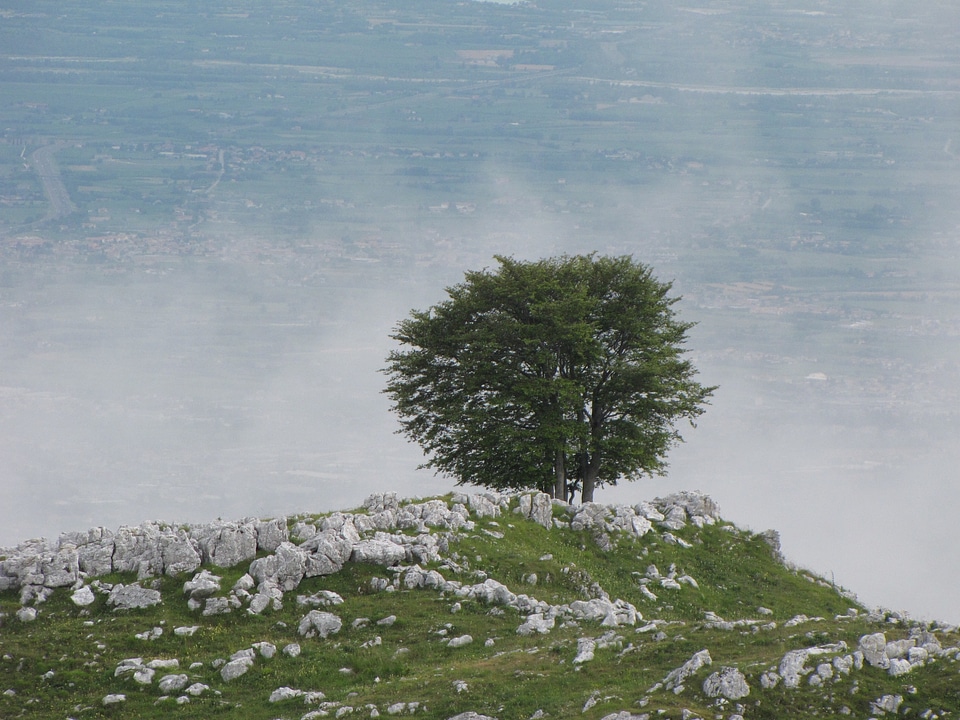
[1,491,958,720]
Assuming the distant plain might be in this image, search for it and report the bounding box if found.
[1,0,959,621]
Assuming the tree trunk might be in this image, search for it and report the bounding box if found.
[553,449,566,500]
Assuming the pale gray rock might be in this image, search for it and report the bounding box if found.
[885,638,915,660]
[301,531,353,577]
[102,694,126,705]
[248,592,272,615]
[663,649,712,691]
[760,672,780,689]
[319,513,361,544]
[220,655,254,681]
[859,632,890,669]
[75,531,115,577]
[183,569,222,599]
[255,517,289,553]
[202,597,232,616]
[871,694,903,714]
[364,492,401,514]
[40,545,79,588]
[517,492,554,529]
[158,674,189,693]
[16,606,37,622]
[634,502,665,522]
[517,613,555,636]
[654,491,721,521]
[573,637,597,664]
[196,521,258,568]
[71,585,96,607]
[249,541,307,591]
[599,713,651,720]
[659,506,687,531]
[298,610,343,639]
[233,573,255,592]
[778,649,810,688]
[253,641,277,659]
[448,634,474,648]
[467,493,500,518]
[114,658,145,677]
[703,667,750,700]
[269,686,304,702]
[447,713,498,720]
[282,642,301,658]
[147,659,179,670]
[351,539,406,567]
[108,583,162,610]
[133,666,156,684]
[888,658,913,677]
[158,530,202,577]
[185,682,209,696]
[112,524,163,577]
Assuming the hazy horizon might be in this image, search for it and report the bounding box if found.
[1,0,958,624]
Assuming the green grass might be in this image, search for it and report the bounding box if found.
[2,494,959,719]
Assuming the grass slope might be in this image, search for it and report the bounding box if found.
[1,494,958,720]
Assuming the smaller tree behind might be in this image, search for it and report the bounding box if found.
[383,254,715,503]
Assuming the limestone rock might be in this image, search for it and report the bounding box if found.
[703,666,750,700]
[107,583,162,610]
[195,521,258,568]
[269,686,304,702]
[448,634,473,648]
[158,530,202,577]
[298,610,343,639]
[102,694,126,705]
[301,531,353,577]
[573,637,597,664]
[517,613,555,636]
[859,632,890,669]
[778,649,810,688]
[183,569,222,600]
[249,541,307,591]
[112,524,164,577]
[158,674,189,693]
[71,585,96,607]
[220,655,254,681]
[447,713,498,720]
[255,517,289,553]
[350,538,406,567]
[663,649,712,691]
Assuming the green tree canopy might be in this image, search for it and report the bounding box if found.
[383,254,715,503]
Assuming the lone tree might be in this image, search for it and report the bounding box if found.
[383,254,715,503]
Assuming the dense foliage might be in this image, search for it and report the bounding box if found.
[383,255,715,502]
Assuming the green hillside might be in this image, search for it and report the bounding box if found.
[1,492,958,719]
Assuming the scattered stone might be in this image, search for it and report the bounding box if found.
[702,667,750,700]
[183,569,222,599]
[107,583,162,610]
[16,607,37,622]
[299,610,343,639]
[283,642,302,658]
[269,686,305,702]
[174,625,199,637]
[573,637,597,664]
[663,649,712,692]
[158,674,189,693]
[102,694,126,705]
[220,655,254,682]
[71,585,96,607]
[448,634,474,648]
[871,694,903,715]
